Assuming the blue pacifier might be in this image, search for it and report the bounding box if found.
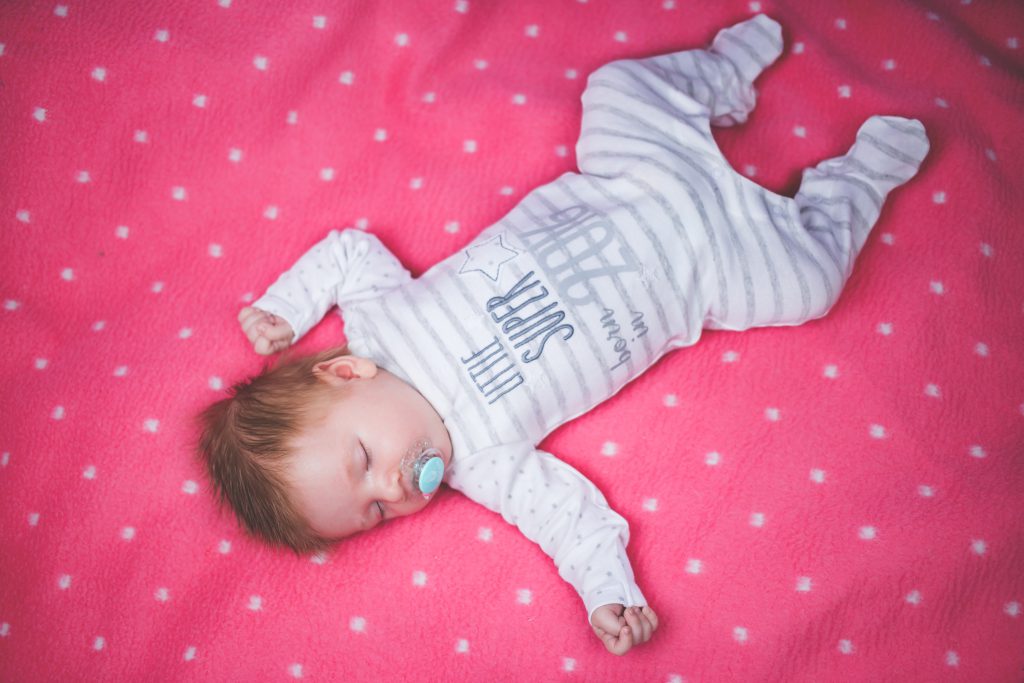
[412,448,444,497]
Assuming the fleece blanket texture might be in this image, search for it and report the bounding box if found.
[1,1,1022,681]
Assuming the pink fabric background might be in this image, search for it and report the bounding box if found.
[2,1,1022,680]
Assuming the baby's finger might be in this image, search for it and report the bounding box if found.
[593,623,632,656]
[624,607,649,644]
[261,321,293,342]
[239,309,266,338]
[637,609,654,643]
[613,624,634,655]
[253,336,277,356]
[642,606,660,633]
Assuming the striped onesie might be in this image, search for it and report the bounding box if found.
[253,15,930,621]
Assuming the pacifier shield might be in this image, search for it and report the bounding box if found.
[417,456,444,495]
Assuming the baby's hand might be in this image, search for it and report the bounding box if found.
[590,604,659,656]
[238,306,294,355]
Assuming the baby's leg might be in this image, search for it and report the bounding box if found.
[703,116,930,332]
[795,116,931,279]
[686,13,784,127]
[577,15,783,174]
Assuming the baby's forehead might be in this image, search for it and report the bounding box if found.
[286,424,355,496]
[299,389,353,434]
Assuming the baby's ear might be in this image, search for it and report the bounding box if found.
[313,355,378,385]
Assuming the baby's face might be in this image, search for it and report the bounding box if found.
[286,357,452,541]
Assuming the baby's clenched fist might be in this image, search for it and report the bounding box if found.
[590,603,659,655]
[238,306,294,355]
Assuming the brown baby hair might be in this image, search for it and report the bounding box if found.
[196,344,351,554]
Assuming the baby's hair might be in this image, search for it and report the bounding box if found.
[196,344,351,554]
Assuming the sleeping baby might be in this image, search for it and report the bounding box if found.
[198,14,929,655]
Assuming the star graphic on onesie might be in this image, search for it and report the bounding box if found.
[458,233,519,281]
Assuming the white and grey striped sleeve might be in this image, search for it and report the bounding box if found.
[445,441,647,621]
[253,228,412,342]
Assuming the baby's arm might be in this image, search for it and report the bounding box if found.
[245,229,411,351]
[444,442,657,655]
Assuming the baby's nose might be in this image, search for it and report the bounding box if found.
[379,468,407,504]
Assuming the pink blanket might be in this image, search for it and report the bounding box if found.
[2,1,1022,680]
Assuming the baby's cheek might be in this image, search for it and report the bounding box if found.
[403,496,432,517]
